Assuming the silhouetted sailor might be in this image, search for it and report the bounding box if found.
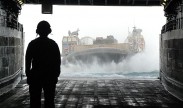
[25,20,61,108]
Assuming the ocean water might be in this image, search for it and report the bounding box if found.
[60,52,159,79]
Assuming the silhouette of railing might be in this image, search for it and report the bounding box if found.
[162,17,183,33]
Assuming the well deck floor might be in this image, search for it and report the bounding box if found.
[0,78,182,108]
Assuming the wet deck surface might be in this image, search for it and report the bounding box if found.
[0,78,182,108]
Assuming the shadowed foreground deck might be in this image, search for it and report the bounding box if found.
[0,78,182,108]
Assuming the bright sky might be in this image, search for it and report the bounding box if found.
[19,5,166,54]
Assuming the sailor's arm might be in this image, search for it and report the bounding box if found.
[55,43,61,77]
[25,42,32,78]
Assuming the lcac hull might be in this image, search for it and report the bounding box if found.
[62,47,132,64]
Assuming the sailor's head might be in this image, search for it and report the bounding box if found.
[36,20,52,37]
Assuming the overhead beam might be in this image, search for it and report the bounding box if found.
[132,0,135,5]
[42,0,52,14]
[146,0,149,5]
[24,0,161,6]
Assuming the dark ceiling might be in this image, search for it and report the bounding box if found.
[24,0,161,6]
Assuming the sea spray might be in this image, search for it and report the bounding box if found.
[60,49,159,79]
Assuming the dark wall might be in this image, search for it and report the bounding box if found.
[160,30,183,100]
[0,31,24,79]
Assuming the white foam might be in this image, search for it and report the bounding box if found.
[60,48,159,78]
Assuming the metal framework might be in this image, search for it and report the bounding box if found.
[24,0,161,6]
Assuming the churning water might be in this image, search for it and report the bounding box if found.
[60,50,159,79]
